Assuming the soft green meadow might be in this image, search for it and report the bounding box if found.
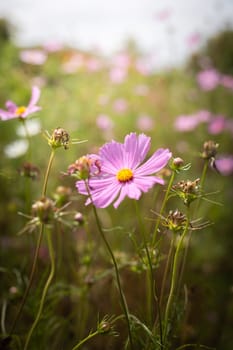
[0,25,233,350]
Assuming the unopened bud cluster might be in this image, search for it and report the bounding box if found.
[68,156,101,180]
[53,186,72,207]
[163,209,187,233]
[172,178,200,206]
[201,140,219,160]
[18,162,40,180]
[48,127,70,150]
[32,197,55,223]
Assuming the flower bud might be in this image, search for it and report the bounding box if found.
[201,140,219,160]
[48,127,70,149]
[164,209,187,233]
[53,186,72,207]
[172,178,200,206]
[32,197,55,223]
[18,162,40,180]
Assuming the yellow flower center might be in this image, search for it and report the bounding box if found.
[15,106,27,116]
[116,168,133,182]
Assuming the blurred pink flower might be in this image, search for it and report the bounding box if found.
[96,114,114,131]
[135,58,152,76]
[0,86,41,121]
[111,53,131,69]
[208,115,226,134]
[186,32,201,47]
[154,9,172,21]
[197,69,220,91]
[220,74,233,90]
[62,54,84,73]
[109,67,127,83]
[174,110,211,132]
[215,156,233,176]
[86,58,102,72]
[19,49,47,65]
[136,115,155,131]
[43,41,63,52]
[113,98,128,113]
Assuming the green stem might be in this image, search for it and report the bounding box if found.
[42,150,55,197]
[71,330,99,350]
[177,160,208,298]
[163,209,190,346]
[152,171,175,247]
[159,234,175,310]
[9,225,44,335]
[9,149,55,335]
[86,181,134,350]
[24,229,55,350]
[134,202,163,347]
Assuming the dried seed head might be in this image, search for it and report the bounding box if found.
[201,140,219,160]
[172,178,201,206]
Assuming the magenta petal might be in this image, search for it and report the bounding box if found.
[25,106,42,116]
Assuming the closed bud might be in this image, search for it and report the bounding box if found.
[32,197,55,223]
[201,140,219,160]
[48,127,70,149]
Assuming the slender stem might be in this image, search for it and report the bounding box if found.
[42,150,55,197]
[9,225,44,335]
[71,330,99,350]
[177,160,208,298]
[24,229,55,350]
[85,181,134,350]
[152,171,175,247]
[159,234,175,310]
[134,201,163,348]
[163,209,190,345]
[9,149,55,335]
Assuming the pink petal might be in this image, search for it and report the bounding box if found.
[136,149,171,176]
[5,100,17,113]
[28,86,41,108]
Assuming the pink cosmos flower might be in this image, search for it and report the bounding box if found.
[174,110,211,132]
[215,156,233,176]
[136,114,155,131]
[220,74,233,90]
[96,114,114,131]
[208,115,226,134]
[113,98,128,113]
[76,133,172,208]
[197,69,220,91]
[0,86,41,121]
[19,49,47,65]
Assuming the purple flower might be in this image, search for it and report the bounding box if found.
[96,114,114,131]
[136,114,155,131]
[76,133,172,208]
[0,86,41,121]
[197,69,220,91]
[174,110,211,132]
[208,115,226,134]
[215,156,233,176]
[220,74,233,90]
[19,49,47,65]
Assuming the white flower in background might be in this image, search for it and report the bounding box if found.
[4,140,29,158]
[16,118,41,137]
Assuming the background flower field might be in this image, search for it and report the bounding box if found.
[0,19,233,349]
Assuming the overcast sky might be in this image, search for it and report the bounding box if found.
[0,0,232,67]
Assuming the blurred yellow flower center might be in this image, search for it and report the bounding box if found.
[16,106,27,116]
[117,168,133,182]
